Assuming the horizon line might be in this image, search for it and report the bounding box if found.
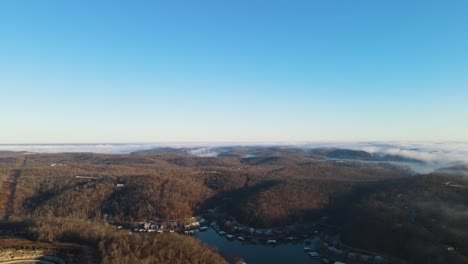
[1,140,467,145]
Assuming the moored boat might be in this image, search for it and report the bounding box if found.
[308,252,320,258]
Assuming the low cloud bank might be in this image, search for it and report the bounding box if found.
[0,142,295,155]
[187,147,219,157]
[0,144,159,154]
[300,141,468,171]
[346,142,468,166]
[0,143,231,155]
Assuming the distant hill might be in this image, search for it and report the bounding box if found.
[131,147,194,156]
[131,146,426,165]
[240,155,317,167]
[0,151,28,157]
[435,164,468,176]
[322,148,374,159]
[310,148,425,163]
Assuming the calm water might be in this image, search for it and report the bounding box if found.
[195,228,321,264]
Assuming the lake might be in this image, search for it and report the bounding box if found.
[195,227,321,264]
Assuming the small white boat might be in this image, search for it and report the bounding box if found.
[237,236,245,241]
[308,252,320,258]
[304,247,311,252]
[266,239,277,244]
[199,226,208,231]
[218,231,226,236]
[226,234,235,239]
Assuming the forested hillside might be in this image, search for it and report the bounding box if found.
[327,174,468,264]
[8,153,412,225]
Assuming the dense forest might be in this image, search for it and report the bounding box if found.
[9,152,412,225]
[0,148,467,263]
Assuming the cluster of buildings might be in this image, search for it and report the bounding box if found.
[127,216,207,233]
[50,163,66,167]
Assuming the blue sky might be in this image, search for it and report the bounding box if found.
[0,0,467,143]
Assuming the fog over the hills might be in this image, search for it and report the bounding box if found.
[1,141,467,171]
[304,141,468,165]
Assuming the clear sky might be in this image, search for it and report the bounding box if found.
[0,0,467,143]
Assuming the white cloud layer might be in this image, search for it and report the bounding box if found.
[0,143,238,155]
[300,141,468,171]
[337,141,468,165]
[187,147,220,157]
